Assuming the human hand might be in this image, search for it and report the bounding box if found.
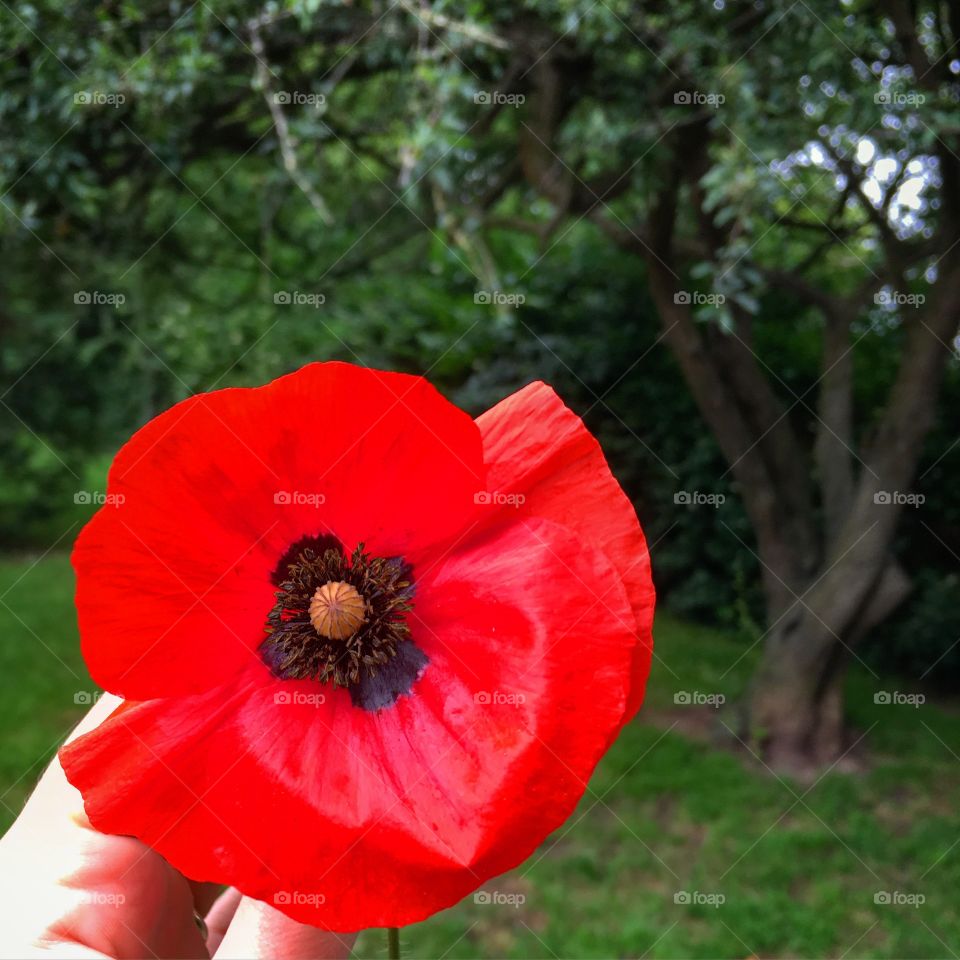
[0,694,356,959]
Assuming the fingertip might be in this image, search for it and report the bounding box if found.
[213,896,356,959]
[204,886,242,954]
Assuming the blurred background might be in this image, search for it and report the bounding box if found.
[1,1,959,956]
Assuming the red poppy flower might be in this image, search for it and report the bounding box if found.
[60,362,654,931]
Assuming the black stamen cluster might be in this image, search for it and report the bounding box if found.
[262,536,414,687]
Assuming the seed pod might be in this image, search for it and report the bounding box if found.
[309,580,366,640]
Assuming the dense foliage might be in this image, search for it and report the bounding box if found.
[1,0,957,691]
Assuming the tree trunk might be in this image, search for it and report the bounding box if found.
[749,634,846,772]
[748,556,912,772]
[747,244,960,769]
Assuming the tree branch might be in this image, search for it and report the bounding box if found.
[249,17,333,225]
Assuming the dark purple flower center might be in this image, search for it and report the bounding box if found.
[261,534,428,710]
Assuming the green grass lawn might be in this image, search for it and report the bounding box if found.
[1,553,957,958]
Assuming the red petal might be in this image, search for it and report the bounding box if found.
[476,381,655,719]
[61,517,635,930]
[75,363,484,700]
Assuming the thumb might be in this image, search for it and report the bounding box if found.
[213,896,356,960]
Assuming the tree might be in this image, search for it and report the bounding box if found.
[326,0,957,770]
